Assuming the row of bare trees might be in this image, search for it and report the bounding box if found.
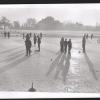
[0,16,36,30]
[0,16,100,31]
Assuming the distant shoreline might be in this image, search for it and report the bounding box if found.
[0,29,100,38]
[0,29,100,33]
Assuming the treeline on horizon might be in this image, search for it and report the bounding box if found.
[0,16,100,31]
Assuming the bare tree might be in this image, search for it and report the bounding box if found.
[26,18,36,29]
[0,16,10,31]
[13,21,20,29]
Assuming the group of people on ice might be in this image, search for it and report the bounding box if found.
[60,37,72,54]
[0,30,94,56]
[1,31,11,38]
[25,33,42,56]
[59,33,94,55]
[85,33,94,40]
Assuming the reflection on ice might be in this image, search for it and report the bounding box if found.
[47,52,71,84]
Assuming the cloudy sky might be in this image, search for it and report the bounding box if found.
[0,4,100,26]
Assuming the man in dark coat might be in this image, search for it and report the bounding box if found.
[23,33,25,39]
[4,32,6,38]
[8,32,10,38]
[64,39,68,53]
[25,36,32,56]
[26,33,30,40]
[82,35,86,53]
[86,34,88,39]
[60,37,64,53]
[68,39,72,54]
[37,35,41,52]
[33,33,37,46]
[29,33,32,38]
[91,34,93,40]
[40,32,42,39]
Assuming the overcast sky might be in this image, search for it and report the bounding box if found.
[0,4,100,26]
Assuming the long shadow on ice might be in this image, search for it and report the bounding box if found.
[84,52,98,80]
[54,53,65,79]
[46,52,62,76]
[54,53,71,82]
[7,49,25,57]
[0,46,23,54]
[42,47,60,55]
[0,56,29,74]
[62,54,71,83]
[0,50,25,63]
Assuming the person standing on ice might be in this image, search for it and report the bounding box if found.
[4,31,6,38]
[26,33,30,39]
[64,38,68,53]
[8,32,10,39]
[25,34,32,56]
[33,33,37,46]
[68,39,72,54]
[91,34,93,40]
[23,33,25,39]
[29,32,32,38]
[37,35,41,52]
[60,37,64,53]
[40,32,42,39]
[82,35,86,53]
[86,34,88,39]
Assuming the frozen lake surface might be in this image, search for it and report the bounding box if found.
[0,30,100,38]
[0,36,100,92]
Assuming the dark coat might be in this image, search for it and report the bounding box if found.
[25,39,32,48]
[68,41,72,49]
[82,37,86,47]
[37,37,41,44]
[26,34,30,40]
[64,40,68,47]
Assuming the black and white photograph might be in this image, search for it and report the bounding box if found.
[0,3,100,98]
